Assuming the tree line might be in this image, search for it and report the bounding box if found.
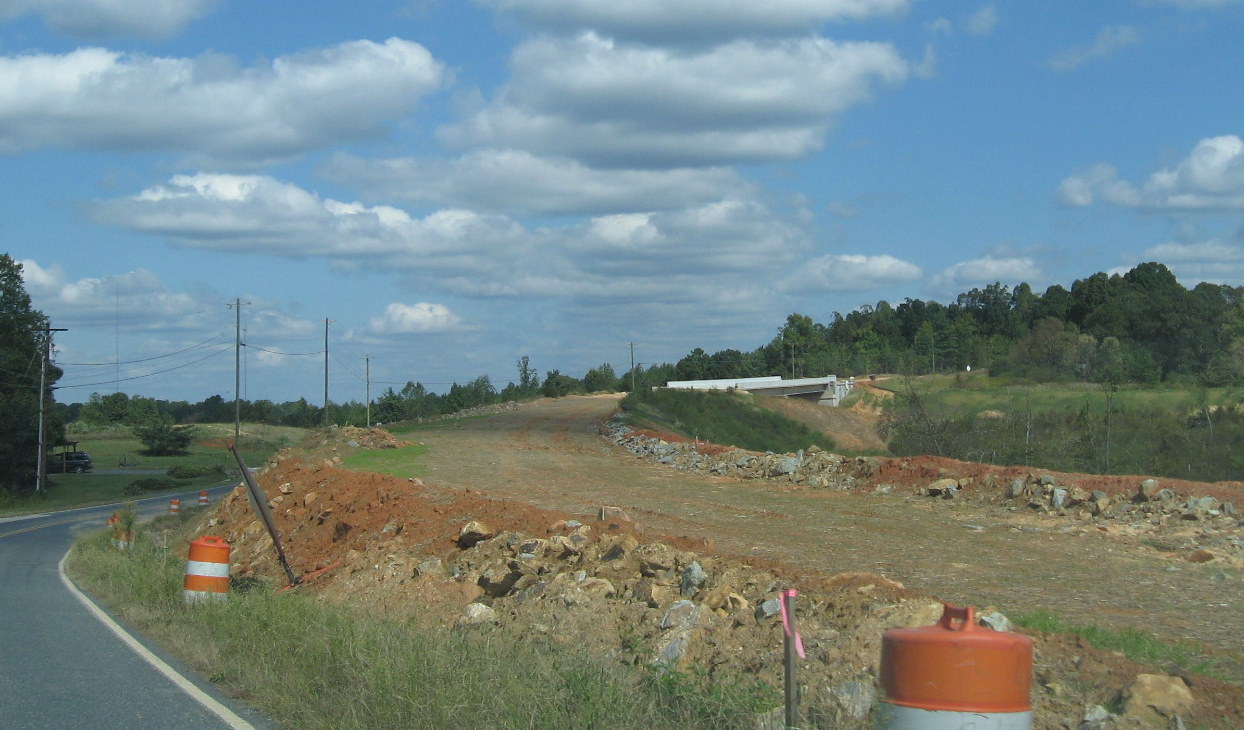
[7,252,1242,491]
[671,262,1243,387]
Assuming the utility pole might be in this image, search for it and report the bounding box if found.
[36,325,67,492]
[323,318,333,426]
[364,355,371,427]
[228,299,250,442]
[629,342,636,392]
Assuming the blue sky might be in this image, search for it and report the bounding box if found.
[6,0,1244,406]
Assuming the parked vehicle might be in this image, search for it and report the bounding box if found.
[48,451,94,473]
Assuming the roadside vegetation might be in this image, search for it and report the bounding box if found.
[880,373,1244,482]
[0,423,299,516]
[67,512,776,730]
[620,386,836,454]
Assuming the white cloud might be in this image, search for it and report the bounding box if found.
[476,0,909,43]
[18,259,200,324]
[441,33,908,167]
[1059,135,1244,210]
[1048,25,1141,72]
[368,302,463,334]
[931,256,1039,293]
[0,0,219,39]
[92,173,818,308]
[786,253,922,292]
[322,149,752,216]
[964,5,998,36]
[0,39,446,163]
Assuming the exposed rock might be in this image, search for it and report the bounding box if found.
[458,520,495,548]
[1120,674,1193,724]
[456,602,499,627]
[681,561,708,596]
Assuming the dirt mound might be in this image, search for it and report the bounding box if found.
[195,419,1244,729]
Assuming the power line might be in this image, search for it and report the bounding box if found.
[243,343,323,357]
[55,344,233,390]
[59,332,228,366]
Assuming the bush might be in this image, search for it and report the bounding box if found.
[126,477,178,493]
[166,464,223,480]
[132,415,196,456]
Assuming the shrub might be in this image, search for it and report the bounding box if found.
[167,464,223,480]
[127,477,177,492]
[132,416,196,456]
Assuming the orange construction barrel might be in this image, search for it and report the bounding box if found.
[198,490,209,506]
[169,498,180,515]
[183,536,231,603]
[879,603,1033,729]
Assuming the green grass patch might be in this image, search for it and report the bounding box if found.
[621,388,835,454]
[340,442,431,479]
[67,517,777,729]
[1014,609,1241,681]
[2,423,302,517]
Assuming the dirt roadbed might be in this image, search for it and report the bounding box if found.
[412,395,1243,656]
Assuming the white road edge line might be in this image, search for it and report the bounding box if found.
[57,550,258,730]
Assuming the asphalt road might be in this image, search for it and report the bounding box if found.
[0,487,270,729]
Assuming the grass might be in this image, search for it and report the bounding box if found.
[66,514,777,730]
[0,423,303,517]
[339,442,430,479]
[621,388,837,454]
[1014,609,1241,681]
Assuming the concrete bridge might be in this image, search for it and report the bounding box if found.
[664,375,855,406]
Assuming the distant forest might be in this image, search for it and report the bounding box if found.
[671,261,1244,387]
[59,261,1244,429]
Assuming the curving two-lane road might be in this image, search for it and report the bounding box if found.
[0,488,270,729]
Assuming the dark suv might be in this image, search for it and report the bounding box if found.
[48,451,94,473]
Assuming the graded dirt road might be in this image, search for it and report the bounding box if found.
[413,395,1243,659]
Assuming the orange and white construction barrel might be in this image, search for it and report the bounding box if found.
[169,498,180,515]
[198,490,209,506]
[183,536,231,603]
[879,603,1033,729]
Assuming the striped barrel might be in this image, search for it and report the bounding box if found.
[879,603,1033,729]
[169,498,180,515]
[198,490,209,506]
[184,536,231,603]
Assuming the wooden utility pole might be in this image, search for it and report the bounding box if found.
[36,326,67,491]
[323,318,333,426]
[364,355,371,427]
[228,299,250,442]
[629,342,636,392]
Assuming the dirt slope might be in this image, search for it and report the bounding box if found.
[204,395,1244,728]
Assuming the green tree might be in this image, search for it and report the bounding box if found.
[1,255,60,490]
[583,363,618,392]
[133,415,196,456]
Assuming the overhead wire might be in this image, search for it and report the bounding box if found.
[55,344,234,390]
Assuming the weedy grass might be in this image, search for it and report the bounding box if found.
[1014,609,1240,681]
[339,442,431,479]
[67,515,776,730]
[621,387,836,454]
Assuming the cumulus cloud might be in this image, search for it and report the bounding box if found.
[1048,25,1141,72]
[90,173,522,263]
[964,5,998,36]
[786,253,922,292]
[92,172,823,312]
[18,259,200,324]
[0,39,445,163]
[476,0,909,43]
[322,150,752,216]
[368,302,463,334]
[441,33,908,167]
[1059,135,1244,210]
[931,256,1040,293]
[0,0,219,39]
